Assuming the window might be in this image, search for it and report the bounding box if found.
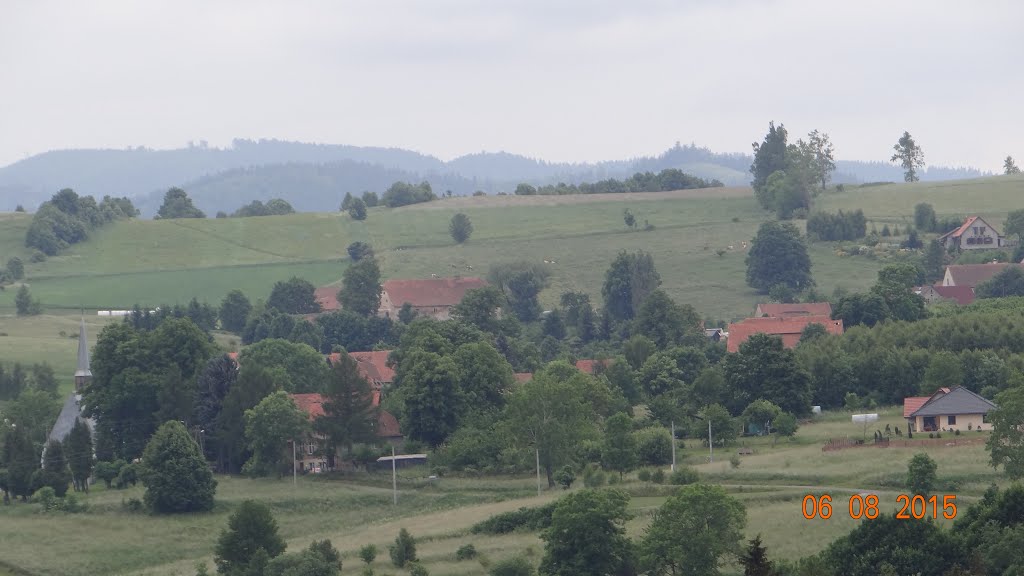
[983,413,991,424]
[981,227,986,234]
[947,415,956,425]
[973,227,979,235]
[307,442,315,455]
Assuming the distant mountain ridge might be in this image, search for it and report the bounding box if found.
[0,139,992,216]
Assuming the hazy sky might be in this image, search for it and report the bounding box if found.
[2,0,1021,171]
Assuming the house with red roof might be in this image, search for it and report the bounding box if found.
[903,387,996,433]
[754,302,832,318]
[288,392,403,473]
[313,277,489,320]
[938,216,1008,252]
[942,263,1024,289]
[917,285,976,306]
[726,315,843,353]
[328,350,395,389]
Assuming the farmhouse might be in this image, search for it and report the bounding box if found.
[941,263,1024,288]
[726,315,843,353]
[289,392,403,473]
[904,386,996,433]
[328,350,395,390]
[704,328,726,342]
[753,302,832,318]
[314,277,490,320]
[916,285,975,306]
[938,216,1008,251]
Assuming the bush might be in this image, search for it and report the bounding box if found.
[389,528,417,567]
[637,469,652,482]
[774,412,799,436]
[650,468,666,484]
[95,460,125,487]
[670,466,699,485]
[730,454,741,469]
[456,544,478,561]
[408,562,429,576]
[576,439,602,464]
[115,463,138,488]
[470,502,557,534]
[582,465,606,488]
[123,497,144,513]
[554,465,575,490]
[634,427,673,466]
[359,544,378,565]
[489,556,535,576]
[31,486,59,511]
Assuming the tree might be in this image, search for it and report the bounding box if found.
[988,385,1024,479]
[339,257,383,317]
[341,192,354,211]
[634,290,704,349]
[504,370,599,487]
[219,290,252,333]
[15,285,41,316]
[195,354,238,470]
[490,557,535,576]
[452,342,514,413]
[890,131,926,183]
[66,418,94,492]
[450,213,473,243]
[746,222,813,293]
[515,183,537,196]
[742,400,782,435]
[623,209,636,229]
[140,420,217,513]
[539,488,634,576]
[799,322,828,343]
[822,514,967,576]
[542,309,567,340]
[724,334,812,416]
[602,413,637,479]
[215,500,286,575]
[316,353,378,460]
[602,250,662,323]
[389,528,417,568]
[243,391,308,477]
[977,266,1024,299]
[1006,156,1021,175]
[267,277,321,314]
[238,339,329,393]
[348,197,368,220]
[156,188,206,219]
[362,191,379,207]
[218,366,281,474]
[924,240,946,282]
[2,424,36,501]
[751,122,790,206]
[832,292,890,328]
[738,535,779,576]
[640,483,746,576]
[803,129,836,191]
[451,286,505,333]
[906,453,937,497]
[400,351,464,446]
[346,241,374,261]
[489,261,552,322]
[1006,209,1024,244]
[38,439,72,497]
[914,203,937,232]
[6,257,24,280]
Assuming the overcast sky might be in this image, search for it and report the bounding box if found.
[2,0,1021,171]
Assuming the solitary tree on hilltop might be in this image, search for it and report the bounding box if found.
[348,197,368,221]
[1006,156,1021,175]
[746,222,813,293]
[450,213,473,243]
[891,132,926,182]
[155,187,205,219]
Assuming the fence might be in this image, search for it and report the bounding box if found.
[823,435,985,451]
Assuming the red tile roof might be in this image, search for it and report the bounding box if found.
[513,372,533,383]
[944,263,1024,288]
[327,350,394,385]
[314,286,341,311]
[383,277,489,308]
[288,392,398,437]
[576,359,612,374]
[726,315,843,353]
[940,216,979,240]
[755,302,833,318]
[903,397,930,418]
[927,285,976,306]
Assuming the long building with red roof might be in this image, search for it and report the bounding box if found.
[313,277,489,320]
[726,315,844,353]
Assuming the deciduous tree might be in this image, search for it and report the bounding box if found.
[602,250,661,323]
[218,290,252,333]
[640,483,746,575]
[489,261,551,322]
[906,452,937,496]
[1006,156,1020,175]
[238,339,329,393]
[751,122,789,206]
[140,420,217,513]
[745,222,812,293]
[346,241,374,261]
[601,413,637,479]
[634,289,703,349]
[316,353,378,460]
[267,277,321,314]
[540,488,634,576]
[451,286,505,333]
[339,257,383,317]
[399,351,464,446]
[155,188,206,219]
[988,385,1024,479]
[243,391,308,477]
[891,131,926,183]
[348,197,368,221]
[724,334,812,416]
[15,285,41,316]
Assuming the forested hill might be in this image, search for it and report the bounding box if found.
[0,139,991,215]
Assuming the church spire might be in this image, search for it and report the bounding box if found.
[74,316,92,392]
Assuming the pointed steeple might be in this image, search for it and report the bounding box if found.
[74,317,91,391]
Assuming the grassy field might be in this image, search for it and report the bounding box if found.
[0,406,995,576]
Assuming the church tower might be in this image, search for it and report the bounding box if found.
[74,318,92,392]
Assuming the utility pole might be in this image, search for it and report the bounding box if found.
[708,419,713,463]
[670,421,676,472]
[535,447,541,496]
[391,445,398,505]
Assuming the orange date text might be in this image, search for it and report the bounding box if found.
[801,493,957,520]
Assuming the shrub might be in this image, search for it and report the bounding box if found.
[729,454,742,469]
[470,502,557,534]
[359,544,378,565]
[582,465,606,488]
[928,433,934,439]
[408,562,429,576]
[115,463,138,488]
[774,412,799,437]
[95,460,124,488]
[123,497,144,512]
[954,429,961,436]
[361,568,374,576]
[650,468,666,484]
[389,528,417,568]
[554,465,575,490]
[31,486,59,511]
[456,544,478,561]
[29,250,46,263]
[634,427,673,466]
[670,466,699,485]
[489,557,535,576]
[637,469,652,482]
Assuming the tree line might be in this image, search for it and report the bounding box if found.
[24,188,138,256]
[514,168,723,197]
